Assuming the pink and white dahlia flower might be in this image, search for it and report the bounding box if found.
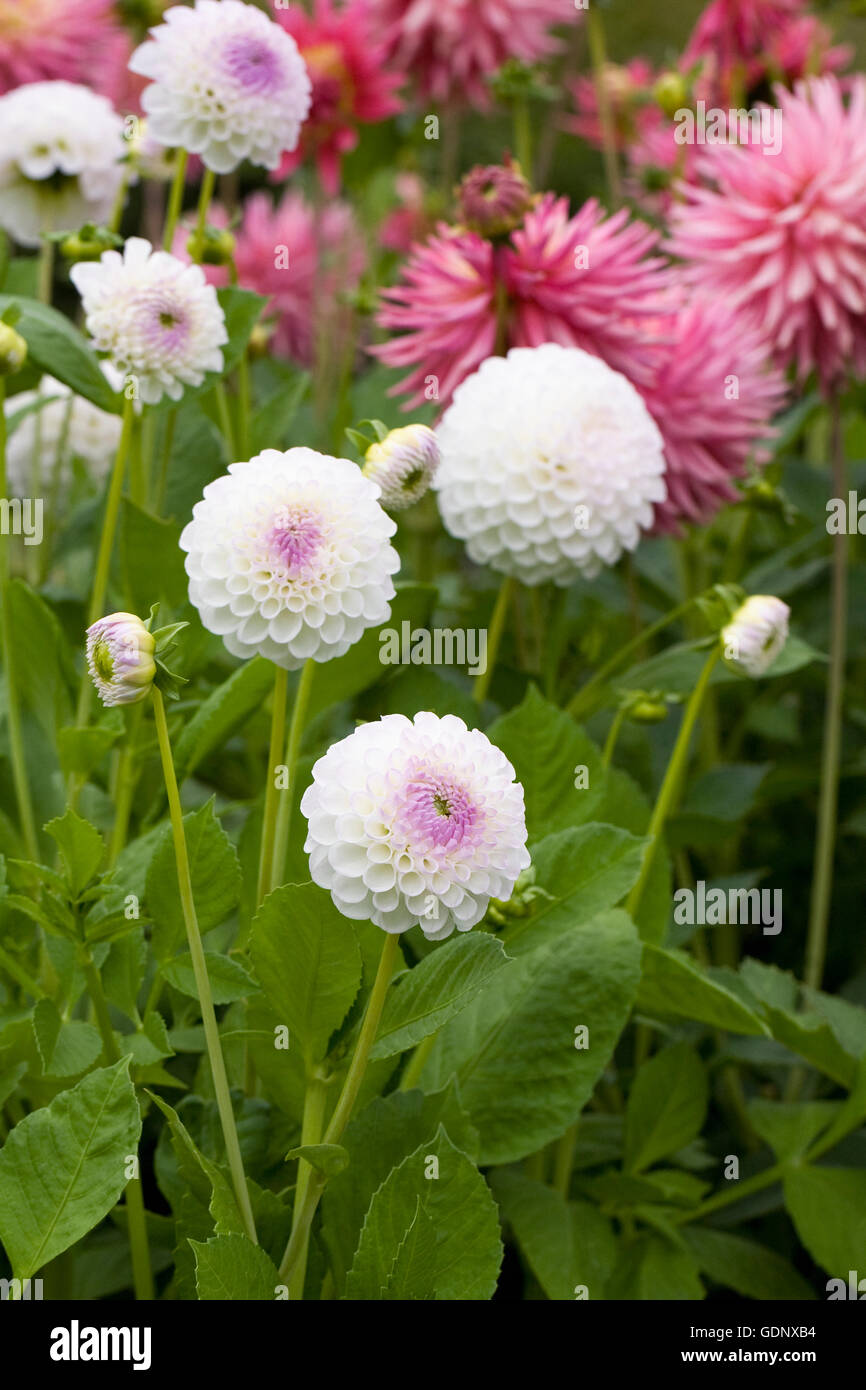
[302,712,530,938]
[0,0,130,102]
[129,0,311,174]
[180,449,400,669]
[86,612,156,708]
[669,77,866,392]
[71,238,227,406]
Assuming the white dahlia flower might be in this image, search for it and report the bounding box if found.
[129,0,312,174]
[4,371,123,499]
[434,344,667,584]
[86,612,156,708]
[0,81,125,248]
[362,424,440,511]
[180,449,400,669]
[722,595,790,678]
[70,238,227,406]
[303,713,530,939]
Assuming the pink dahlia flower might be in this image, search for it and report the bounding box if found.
[367,0,574,107]
[0,0,130,103]
[669,77,866,392]
[381,172,431,253]
[272,0,402,195]
[233,191,365,366]
[374,191,670,408]
[684,0,849,106]
[568,59,657,152]
[638,295,787,533]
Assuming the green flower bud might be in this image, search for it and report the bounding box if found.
[0,322,27,376]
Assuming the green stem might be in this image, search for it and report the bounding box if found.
[214,382,236,458]
[194,167,216,254]
[155,409,177,515]
[79,949,154,1300]
[74,394,136,734]
[567,598,697,720]
[0,380,39,860]
[625,646,721,922]
[601,704,629,769]
[271,659,315,894]
[287,1073,328,1301]
[108,704,144,869]
[804,400,847,994]
[151,686,258,1245]
[37,239,54,305]
[162,149,189,251]
[278,932,400,1283]
[552,1122,578,1199]
[399,1030,437,1091]
[0,943,42,999]
[256,664,289,907]
[585,5,622,208]
[473,575,515,704]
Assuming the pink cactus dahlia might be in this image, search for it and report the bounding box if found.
[683,0,849,106]
[0,0,130,102]
[374,190,670,409]
[638,295,787,533]
[272,0,402,194]
[232,191,365,366]
[669,77,866,392]
[367,0,574,107]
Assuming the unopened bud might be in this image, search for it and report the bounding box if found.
[363,424,440,511]
[86,612,156,707]
[0,322,27,376]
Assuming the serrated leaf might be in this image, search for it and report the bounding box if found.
[172,657,275,786]
[32,999,104,1077]
[250,881,362,1065]
[606,1234,705,1300]
[0,294,120,412]
[345,1127,502,1301]
[371,933,509,1059]
[192,1233,280,1300]
[0,1059,140,1278]
[285,1143,349,1178]
[161,950,257,1005]
[379,1201,438,1299]
[44,808,103,897]
[146,800,241,960]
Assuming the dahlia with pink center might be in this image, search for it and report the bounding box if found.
[374,189,670,409]
[669,77,866,392]
[637,295,787,534]
[272,0,403,195]
[230,191,365,366]
[0,0,130,103]
[301,711,530,938]
[366,0,574,107]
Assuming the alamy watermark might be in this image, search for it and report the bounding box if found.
[379,621,487,677]
[673,879,782,935]
[674,101,783,156]
[0,497,42,545]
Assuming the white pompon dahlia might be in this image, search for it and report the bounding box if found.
[0,81,125,247]
[4,372,123,499]
[435,344,667,584]
[302,712,530,940]
[180,449,400,669]
[70,238,227,405]
[722,595,790,678]
[129,0,312,174]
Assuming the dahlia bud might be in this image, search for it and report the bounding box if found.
[186,225,236,267]
[0,322,27,376]
[721,595,790,678]
[86,612,156,707]
[58,224,124,263]
[457,159,534,238]
[627,696,671,724]
[362,424,440,511]
[248,322,274,359]
[653,71,689,118]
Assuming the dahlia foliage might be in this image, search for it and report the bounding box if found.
[0,0,864,1322]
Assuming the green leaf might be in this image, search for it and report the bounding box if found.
[57,724,121,780]
[345,1127,502,1301]
[502,824,648,957]
[378,1201,438,1299]
[32,998,103,1077]
[44,808,104,897]
[0,294,120,412]
[488,686,606,839]
[606,1234,705,1300]
[147,1091,240,1231]
[146,801,241,960]
[192,1233,281,1300]
[285,1144,349,1178]
[748,1099,839,1161]
[740,960,858,1085]
[371,934,509,1060]
[161,951,257,1005]
[249,369,310,456]
[682,1227,816,1300]
[784,1166,866,1280]
[250,881,362,1065]
[120,499,189,612]
[8,579,73,740]
[624,1042,709,1173]
[0,1058,140,1278]
[172,657,275,785]
[490,1168,617,1300]
[421,909,642,1165]
[321,1082,479,1296]
[638,945,769,1036]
